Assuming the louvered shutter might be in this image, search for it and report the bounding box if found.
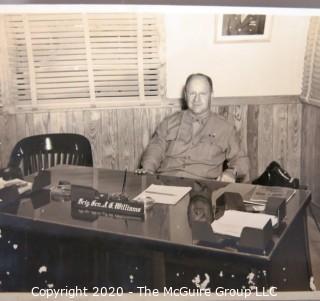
[4,13,163,106]
[30,14,90,102]
[6,15,32,104]
[88,13,162,101]
[142,15,162,98]
[302,17,320,104]
[88,14,140,100]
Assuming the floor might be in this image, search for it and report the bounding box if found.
[308,212,320,290]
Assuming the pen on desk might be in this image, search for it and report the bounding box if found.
[121,168,127,194]
[243,200,267,206]
[145,190,175,196]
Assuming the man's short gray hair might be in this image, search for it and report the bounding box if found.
[185,73,213,91]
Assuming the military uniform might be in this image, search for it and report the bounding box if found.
[222,14,266,36]
[141,110,249,180]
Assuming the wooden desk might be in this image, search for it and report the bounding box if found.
[0,166,312,292]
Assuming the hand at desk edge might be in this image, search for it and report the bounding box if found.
[217,169,236,183]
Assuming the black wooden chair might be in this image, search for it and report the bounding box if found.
[7,133,93,176]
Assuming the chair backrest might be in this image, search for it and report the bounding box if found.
[8,134,93,176]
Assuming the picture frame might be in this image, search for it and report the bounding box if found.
[215,14,273,42]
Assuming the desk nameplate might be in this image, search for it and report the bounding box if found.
[71,185,144,219]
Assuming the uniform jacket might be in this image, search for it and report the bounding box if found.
[141,110,249,180]
[223,14,266,36]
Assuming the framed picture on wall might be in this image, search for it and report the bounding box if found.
[215,14,273,42]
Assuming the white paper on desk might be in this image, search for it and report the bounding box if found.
[0,177,32,194]
[133,184,192,205]
[211,210,278,238]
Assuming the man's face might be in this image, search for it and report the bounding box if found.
[185,76,212,115]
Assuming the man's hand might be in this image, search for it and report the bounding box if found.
[134,168,154,175]
[217,169,236,183]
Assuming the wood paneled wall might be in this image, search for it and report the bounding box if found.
[0,99,302,181]
[301,103,320,206]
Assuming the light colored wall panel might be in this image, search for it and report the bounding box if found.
[272,104,288,169]
[247,105,259,180]
[117,109,135,170]
[101,109,118,170]
[33,112,49,135]
[0,112,4,168]
[1,113,17,167]
[301,104,320,206]
[258,105,274,175]
[287,103,302,179]
[66,110,85,135]
[48,111,67,133]
[84,110,102,167]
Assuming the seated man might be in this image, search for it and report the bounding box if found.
[138,73,249,182]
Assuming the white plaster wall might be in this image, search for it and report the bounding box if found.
[165,14,310,98]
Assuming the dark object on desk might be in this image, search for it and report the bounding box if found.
[0,185,20,213]
[191,221,233,248]
[0,166,23,180]
[31,189,51,209]
[7,133,93,176]
[265,197,286,227]
[215,192,245,219]
[16,170,51,202]
[238,220,274,254]
[32,170,51,192]
[71,184,96,201]
[194,189,276,254]
[121,168,127,194]
[191,218,273,255]
[252,161,299,188]
[0,170,50,212]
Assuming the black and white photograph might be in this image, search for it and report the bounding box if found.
[216,14,272,42]
[0,1,319,300]
[222,14,266,35]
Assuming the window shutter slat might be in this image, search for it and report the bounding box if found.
[142,15,161,97]
[4,12,164,106]
[29,14,90,102]
[302,17,320,102]
[6,15,31,103]
[89,13,140,99]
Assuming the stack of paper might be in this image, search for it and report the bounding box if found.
[211,210,278,238]
[134,184,191,205]
[0,178,32,194]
